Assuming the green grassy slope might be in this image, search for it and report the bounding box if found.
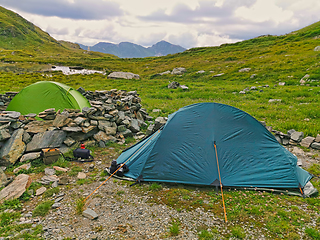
[0,6,319,136]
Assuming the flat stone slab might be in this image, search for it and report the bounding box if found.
[36,186,47,196]
[0,174,32,201]
[77,172,86,179]
[26,130,66,152]
[25,121,53,134]
[83,208,98,219]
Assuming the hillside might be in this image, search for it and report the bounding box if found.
[78,40,186,58]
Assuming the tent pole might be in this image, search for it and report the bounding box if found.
[83,129,161,203]
[214,142,228,223]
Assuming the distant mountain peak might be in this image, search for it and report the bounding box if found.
[79,41,186,58]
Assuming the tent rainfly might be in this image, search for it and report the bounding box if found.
[116,103,316,197]
[6,81,91,115]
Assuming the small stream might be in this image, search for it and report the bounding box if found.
[51,66,106,75]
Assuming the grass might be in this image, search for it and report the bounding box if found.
[33,200,54,217]
[75,197,85,215]
[168,219,180,236]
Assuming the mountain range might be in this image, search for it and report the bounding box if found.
[78,41,186,58]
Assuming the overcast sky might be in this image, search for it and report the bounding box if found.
[0,0,319,49]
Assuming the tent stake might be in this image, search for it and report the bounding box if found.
[83,129,161,203]
[214,142,228,223]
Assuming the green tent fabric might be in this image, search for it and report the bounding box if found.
[116,103,314,195]
[6,81,91,115]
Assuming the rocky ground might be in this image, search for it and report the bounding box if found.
[2,145,320,240]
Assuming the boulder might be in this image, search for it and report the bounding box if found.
[291,131,304,142]
[300,136,315,148]
[311,142,320,150]
[107,72,140,80]
[122,129,133,138]
[171,67,186,75]
[168,81,180,89]
[26,130,66,152]
[24,121,54,134]
[0,129,11,142]
[315,134,320,143]
[0,174,32,201]
[20,152,41,162]
[0,129,26,166]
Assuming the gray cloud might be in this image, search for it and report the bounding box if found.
[0,0,123,20]
[139,0,257,24]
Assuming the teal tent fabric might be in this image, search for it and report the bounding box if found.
[117,103,312,190]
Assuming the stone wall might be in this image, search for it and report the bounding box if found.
[0,88,166,167]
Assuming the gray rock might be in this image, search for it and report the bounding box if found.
[68,126,98,141]
[180,85,189,90]
[26,130,66,152]
[278,82,286,86]
[40,175,59,185]
[154,117,167,131]
[93,131,108,142]
[13,163,31,173]
[146,124,155,135]
[168,81,180,89]
[171,67,186,75]
[74,117,86,125]
[268,99,282,103]
[20,152,41,162]
[213,73,224,77]
[158,70,171,75]
[117,125,127,133]
[45,168,56,176]
[77,172,86,179]
[315,134,320,143]
[25,121,54,134]
[287,129,296,136]
[63,137,76,147]
[310,142,320,150]
[300,136,315,148]
[129,119,140,133]
[197,70,205,74]
[0,129,11,142]
[104,126,117,136]
[0,168,7,187]
[58,176,69,185]
[3,111,21,119]
[62,127,82,132]
[239,68,251,72]
[10,121,23,129]
[122,129,133,138]
[22,132,32,143]
[51,203,61,209]
[35,187,47,196]
[83,208,99,219]
[239,91,246,94]
[0,174,32,201]
[107,72,140,80]
[314,46,320,51]
[53,114,69,128]
[0,129,26,166]
[291,131,304,142]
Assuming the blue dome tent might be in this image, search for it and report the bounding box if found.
[116,103,314,196]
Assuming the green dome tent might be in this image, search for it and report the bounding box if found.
[6,81,91,115]
[116,103,316,197]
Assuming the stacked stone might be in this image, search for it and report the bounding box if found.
[0,92,18,111]
[0,88,170,167]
